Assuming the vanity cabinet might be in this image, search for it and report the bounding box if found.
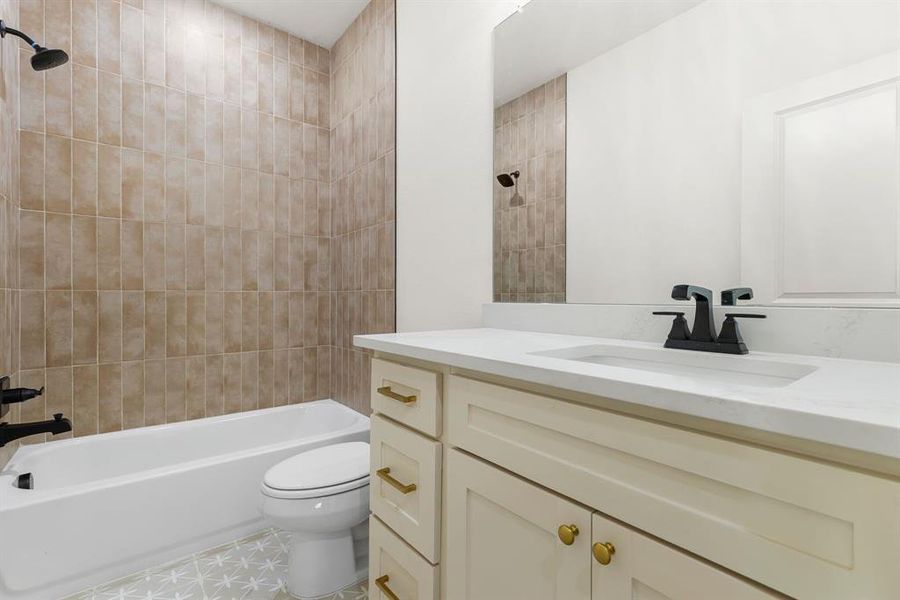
[368,355,900,599]
[444,449,775,600]
[445,449,592,600]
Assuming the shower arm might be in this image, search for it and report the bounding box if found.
[0,20,42,50]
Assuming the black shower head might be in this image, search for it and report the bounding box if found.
[496,170,520,188]
[31,46,69,71]
[0,20,69,71]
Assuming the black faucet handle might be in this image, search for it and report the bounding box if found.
[721,287,754,306]
[718,313,766,354]
[652,311,691,341]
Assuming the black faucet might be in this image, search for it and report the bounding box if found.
[0,413,71,447]
[654,285,765,355]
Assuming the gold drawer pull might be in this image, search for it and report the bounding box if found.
[376,467,417,494]
[375,574,400,600]
[557,524,579,545]
[593,541,616,565]
[377,386,417,404]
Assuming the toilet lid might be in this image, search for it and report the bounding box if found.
[264,442,370,491]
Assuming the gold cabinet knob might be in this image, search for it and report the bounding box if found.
[557,524,579,545]
[592,541,616,565]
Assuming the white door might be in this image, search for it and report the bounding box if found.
[591,512,779,600]
[445,449,592,600]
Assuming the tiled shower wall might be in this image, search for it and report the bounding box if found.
[493,75,566,303]
[9,0,394,449]
[330,0,395,415]
[0,0,21,466]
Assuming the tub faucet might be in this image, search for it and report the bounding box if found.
[0,413,71,447]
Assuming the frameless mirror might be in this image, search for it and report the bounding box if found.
[493,0,900,307]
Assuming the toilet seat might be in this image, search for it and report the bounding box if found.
[261,441,370,500]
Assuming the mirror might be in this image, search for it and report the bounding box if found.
[493,0,900,307]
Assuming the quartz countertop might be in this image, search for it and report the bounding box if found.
[354,328,900,460]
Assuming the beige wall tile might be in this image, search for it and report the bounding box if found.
[99,362,123,433]
[99,291,123,363]
[241,351,258,410]
[166,357,186,421]
[166,291,186,356]
[73,291,98,365]
[205,291,224,354]
[45,212,71,290]
[19,131,45,210]
[205,353,224,416]
[121,220,144,289]
[72,215,97,289]
[143,221,165,290]
[121,148,143,219]
[45,134,71,212]
[122,78,144,149]
[46,290,72,366]
[72,65,98,141]
[122,4,144,79]
[98,0,121,73]
[144,291,166,358]
[45,63,72,137]
[165,157,186,223]
[19,210,45,290]
[73,364,99,436]
[122,360,145,429]
[143,359,165,425]
[98,218,122,290]
[99,145,122,217]
[98,71,122,146]
[19,50,45,133]
[122,291,145,360]
[143,152,164,221]
[223,352,241,413]
[186,355,205,419]
[72,141,98,215]
[144,83,165,153]
[223,291,241,353]
[20,291,46,369]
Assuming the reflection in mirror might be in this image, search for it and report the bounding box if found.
[493,0,900,307]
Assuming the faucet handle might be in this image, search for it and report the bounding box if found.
[721,287,753,306]
[652,311,691,341]
[718,313,766,354]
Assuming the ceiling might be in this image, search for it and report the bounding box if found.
[494,0,703,105]
[214,0,368,48]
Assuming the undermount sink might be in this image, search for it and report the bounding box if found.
[531,344,817,388]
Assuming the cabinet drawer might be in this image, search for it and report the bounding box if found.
[592,512,778,599]
[371,358,442,437]
[370,516,439,600]
[447,375,900,600]
[370,414,442,563]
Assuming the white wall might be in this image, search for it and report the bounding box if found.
[395,0,518,332]
[567,0,899,305]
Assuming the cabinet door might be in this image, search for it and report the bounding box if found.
[591,513,779,600]
[445,449,591,600]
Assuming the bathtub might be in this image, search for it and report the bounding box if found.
[0,400,369,600]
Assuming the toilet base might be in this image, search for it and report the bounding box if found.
[287,529,363,599]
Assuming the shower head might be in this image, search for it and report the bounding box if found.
[30,46,69,71]
[0,20,69,71]
[496,170,520,188]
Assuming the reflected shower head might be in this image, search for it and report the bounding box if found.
[0,19,69,71]
[496,170,520,188]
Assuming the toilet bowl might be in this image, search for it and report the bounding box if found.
[260,441,370,599]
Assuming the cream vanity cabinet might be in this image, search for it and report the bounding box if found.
[368,356,900,600]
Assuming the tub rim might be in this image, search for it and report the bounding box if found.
[0,400,369,508]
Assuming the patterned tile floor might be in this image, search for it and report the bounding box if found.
[63,528,368,600]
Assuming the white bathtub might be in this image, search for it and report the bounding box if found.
[0,400,369,600]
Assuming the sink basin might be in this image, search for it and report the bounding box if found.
[531,344,817,388]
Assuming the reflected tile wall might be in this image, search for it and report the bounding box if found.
[330,0,395,415]
[14,0,337,446]
[493,75,566,303]
[0,0,21,467]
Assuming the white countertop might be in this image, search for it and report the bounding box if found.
[354,328,900,460]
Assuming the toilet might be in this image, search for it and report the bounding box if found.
[260,441,370,599]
